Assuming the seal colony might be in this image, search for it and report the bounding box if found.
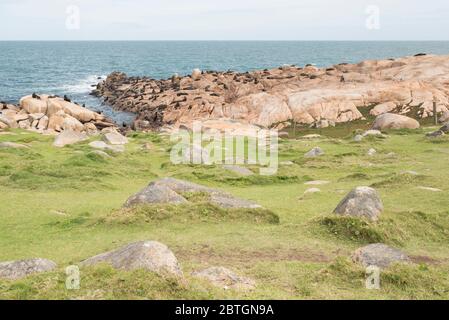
[2,54,449,136]
[91,53,449,133]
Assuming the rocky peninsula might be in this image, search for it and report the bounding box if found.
[92,53,449,132]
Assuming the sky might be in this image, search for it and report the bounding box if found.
[1,0,449,40]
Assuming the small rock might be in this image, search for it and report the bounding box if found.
[334,186,383,221]
[439,122,449,133]
[402,170,419,176]
[417,186,442,192]
[367,148,377,156]
[426,130,445,138]
[191,68,202,81]
[89,141,109,150]
[84,122,99,136]
[81,241,183,277]
[304,180,330,185]
[352,243,411,269]
[103,132,128,145]
[304,188,321,194]
[362,130,383,137]
[192,267,256,291]
[0,258,57,280]
[124,184,188,207]
[53,130,88,147]
[0,142,29,149]
[305,147,324,158]
[353,135,363,142]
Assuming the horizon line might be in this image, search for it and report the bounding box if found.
[1,39,449,42]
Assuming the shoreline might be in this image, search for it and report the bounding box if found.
[92,53,449,132]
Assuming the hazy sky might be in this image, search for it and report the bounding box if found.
[1,0,449,40]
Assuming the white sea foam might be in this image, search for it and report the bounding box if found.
[59,75,106,94]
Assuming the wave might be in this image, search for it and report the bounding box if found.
[58,75,106,94]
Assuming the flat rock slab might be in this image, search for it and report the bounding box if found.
[192,267,256,291]
[89,140,125,153]
[0,258,57,280]
[352,243,411,269]
[103,132,129,145]
[0,142,29,149]
[334,186,383,221]
[223,165,254,176]
[53,130,87,147]
[81,241,182,277]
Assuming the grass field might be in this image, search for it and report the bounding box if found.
[0,124,449,300]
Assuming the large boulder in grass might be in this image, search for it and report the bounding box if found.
[53,130,88,147]
[81,241,183,277]
[333,186,383,221]
[152,177,218,195]
[124,184,188,207]
[124,178,263,209]
[0,258,57,280]
[352,243,411,269]
[372,113,420,130]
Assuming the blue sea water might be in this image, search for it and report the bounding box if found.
[1,41,449,123]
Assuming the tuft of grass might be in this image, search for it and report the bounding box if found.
[103,203,280,225]
[339,173,371,182]
[315,257,449,299]
[315,210,449,246]
[0,265,218,300]
[317,216,389,244]
[370,172,426,188]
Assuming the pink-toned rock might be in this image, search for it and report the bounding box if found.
[94,54,449,130]
[20,95,48,114]
[62,115,84,132]
[372,113,420,130]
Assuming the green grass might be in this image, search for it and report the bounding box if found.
[0,126,449,299]
[103,203,280,225]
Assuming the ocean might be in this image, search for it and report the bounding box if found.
[1,41,449,124]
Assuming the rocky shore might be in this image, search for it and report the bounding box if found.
[92,53,449,132]
[0,94,116,134]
